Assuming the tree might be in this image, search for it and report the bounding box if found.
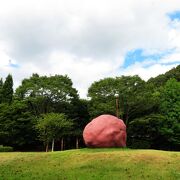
[128,78,180,150]
[148,65,180,87]
[88,75,146,125]
[71,99,90,148]
[15,74,87,150]
[15,74,79,116]
[160,78,180,121]
[0,78,3,104]
[2,74,13,104]
[0,100,36,149]
[159,78,180,150]
[88,77,118,118]
[35,113,73,152]
[128,114,166,149]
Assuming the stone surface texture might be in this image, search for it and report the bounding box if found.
[83,114,126,148]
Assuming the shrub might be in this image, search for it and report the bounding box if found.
[0,146,13,152]
[127,114,166,149]
[128,139,151,149]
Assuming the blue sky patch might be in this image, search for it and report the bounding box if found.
[168,11,180,21]
[124,49,145,68]
[8,60,20,68]
[123,49,174,68]
[9,63,19,68]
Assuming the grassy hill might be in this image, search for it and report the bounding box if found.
[0,148,179,180]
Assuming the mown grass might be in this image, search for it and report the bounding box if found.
[0,148,179,180]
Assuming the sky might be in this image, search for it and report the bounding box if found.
[0,0,180,98]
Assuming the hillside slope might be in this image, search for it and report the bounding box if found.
[0,149,179,180]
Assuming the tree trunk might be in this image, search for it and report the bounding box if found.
[76,137,79,149]
[46,143,49,152]
[61,138,64,151]
[52,138,54,152]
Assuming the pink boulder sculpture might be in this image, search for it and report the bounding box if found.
[83,114,126,148]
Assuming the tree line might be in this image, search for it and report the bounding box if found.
[0,65,179,151]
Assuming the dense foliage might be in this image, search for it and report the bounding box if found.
[0,145,13,152]
[0,65,179,151]
[36,113,73,152]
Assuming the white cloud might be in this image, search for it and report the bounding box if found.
[160,53,180,64]
[0,0,180,97]
[36,51,123,97]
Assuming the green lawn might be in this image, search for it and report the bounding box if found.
[0,148,179,180]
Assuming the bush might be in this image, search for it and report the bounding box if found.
[128,139,151,149]
[0,145,13,152]
[127,114,166,149]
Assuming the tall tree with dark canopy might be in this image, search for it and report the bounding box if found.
[159,78,180,150]
[2,74,13,104]
[71,99,90,148]
[128,114,166,149]
[15,74,82,149]
[15,74,79,116]
[0,100,36,149]
[88,75,147,125]
[148,65,180,87]
[0,78,3,104]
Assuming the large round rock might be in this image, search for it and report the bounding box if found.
[83,114,126,148]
